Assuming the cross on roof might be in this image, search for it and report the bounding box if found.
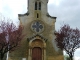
[32,21,43,32]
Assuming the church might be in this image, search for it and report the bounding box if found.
[9,0,64,60]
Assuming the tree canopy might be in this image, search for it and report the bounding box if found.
[54,24,80,60]
[0,20,24,60]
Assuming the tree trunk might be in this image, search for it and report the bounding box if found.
[0,53,4,60]
[69,57,73,60]
[1,57,3,60]
[69,55,73,60]
[68,52,74,60]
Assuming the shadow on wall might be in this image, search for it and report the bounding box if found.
[47,55,64,60]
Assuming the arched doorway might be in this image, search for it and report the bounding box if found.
[32,47,42,60]
[28,39,46,60]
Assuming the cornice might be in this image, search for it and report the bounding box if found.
[46,13,57,19]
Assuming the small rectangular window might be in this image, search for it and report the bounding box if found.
[35,2,37,10]
[39,2,41,10]
[37,13,39,18]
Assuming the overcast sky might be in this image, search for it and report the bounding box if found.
[0,0,80,60]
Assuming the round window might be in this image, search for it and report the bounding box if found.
[31,21,44,33]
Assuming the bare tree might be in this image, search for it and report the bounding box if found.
[54,24,80,60]
[0,20,24,60]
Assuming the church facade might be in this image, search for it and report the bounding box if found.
[9,0,64,60]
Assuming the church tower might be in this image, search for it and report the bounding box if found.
[9,0,64,60]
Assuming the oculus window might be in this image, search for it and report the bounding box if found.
[31,21,44,33]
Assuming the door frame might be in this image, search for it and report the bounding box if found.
[28,39,46,60]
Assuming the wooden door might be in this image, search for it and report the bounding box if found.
[32,47,42,60]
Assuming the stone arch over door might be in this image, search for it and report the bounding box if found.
[28,39,46,60]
